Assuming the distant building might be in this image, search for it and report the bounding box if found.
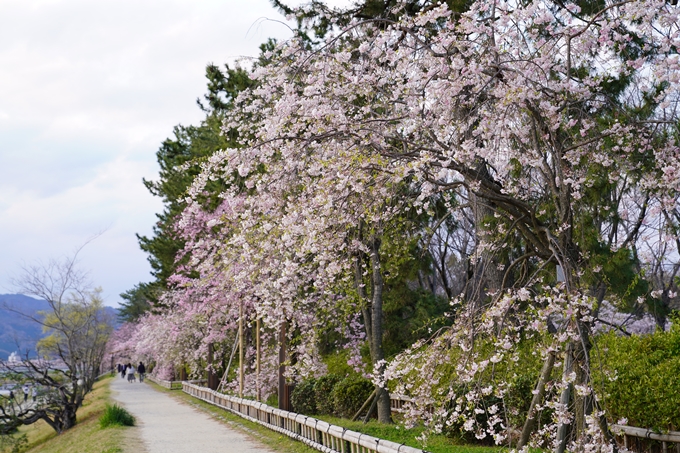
[8,351,21,363]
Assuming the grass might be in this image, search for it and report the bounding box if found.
[99,404,135,428]
[314,415,506,453]
[2,375,137,453]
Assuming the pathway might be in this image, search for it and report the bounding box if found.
[110,375,274,453]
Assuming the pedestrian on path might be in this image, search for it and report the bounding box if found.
[32,386,37,402]
[127,363,136,383]
[22,384,29,402]
[138,362,146,383]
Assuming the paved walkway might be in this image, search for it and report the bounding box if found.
[110,376,274,453]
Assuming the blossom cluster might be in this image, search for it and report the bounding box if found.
[110,0,680,449]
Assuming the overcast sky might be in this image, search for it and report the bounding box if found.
[0,0,351,307]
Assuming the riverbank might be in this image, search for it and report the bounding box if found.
[2,375,140,453]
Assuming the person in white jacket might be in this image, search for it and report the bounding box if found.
[126,363,136,383]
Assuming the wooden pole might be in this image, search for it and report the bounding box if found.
[352,389,377,421]
[217,334,238,393]
[556,343,574,453]
[363,393,379,424]
[208,343,214,389]
[239,301,244,399]
[278,321,286,410]
[518,350,556,448]
[256,317,261,402]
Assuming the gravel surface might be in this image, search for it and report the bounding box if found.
[110,375,274,453]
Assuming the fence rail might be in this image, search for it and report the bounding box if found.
[146,375,182,389]
[611,424,680,453]
[390,395,414,414]
[182,382,426,453]
[146,375,205,390]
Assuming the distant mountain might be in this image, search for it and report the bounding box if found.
[0,294,118,361]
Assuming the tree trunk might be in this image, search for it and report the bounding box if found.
[353,228,391,424]
[64,409,77,431]
[355,253,374,360]
[467,160,504,308]
[55,404,78,433]
[369,235,392,424]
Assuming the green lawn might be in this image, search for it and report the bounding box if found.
[313,415,505,453]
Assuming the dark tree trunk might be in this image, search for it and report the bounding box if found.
[369,235,392,424]
[467,161,503,308]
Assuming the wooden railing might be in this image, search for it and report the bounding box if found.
[390,394,414,414]
[146,375,182,389]
[182,382,427,453]
[145,375,205,390]
[611,424,680,453]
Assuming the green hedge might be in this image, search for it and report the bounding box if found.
[314,374,341,415]
[332,375,374,419]
[592,319,680,431]
[291,378,317,415]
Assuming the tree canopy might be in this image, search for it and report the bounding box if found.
[113,0,680,450]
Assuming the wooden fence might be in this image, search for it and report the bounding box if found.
[182,382,427,453]
[146,375,205,390]
[390,394,414,414]
[611,424,680,453]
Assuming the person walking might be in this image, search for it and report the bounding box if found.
[126,363,136,383]
[32,386,37,402]
[22,384,29,403]
[137,362,146,383]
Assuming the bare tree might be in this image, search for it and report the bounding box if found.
[0,249,113,434]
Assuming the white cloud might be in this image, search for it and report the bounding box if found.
[0,0,355,306]
[0,0,307,305]
[0,152,162,303]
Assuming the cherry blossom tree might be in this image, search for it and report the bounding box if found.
[121,0,680,449]
[198,0,678,447]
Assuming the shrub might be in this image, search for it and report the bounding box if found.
[323,352,355,376]
[331,375,374,419]
[99,403,135,428]
[591,319,680,431]
[314,374,341,415]
[291,378,317,415]
[265,392,278,407]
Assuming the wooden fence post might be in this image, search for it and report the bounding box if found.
[278,321,287,410]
